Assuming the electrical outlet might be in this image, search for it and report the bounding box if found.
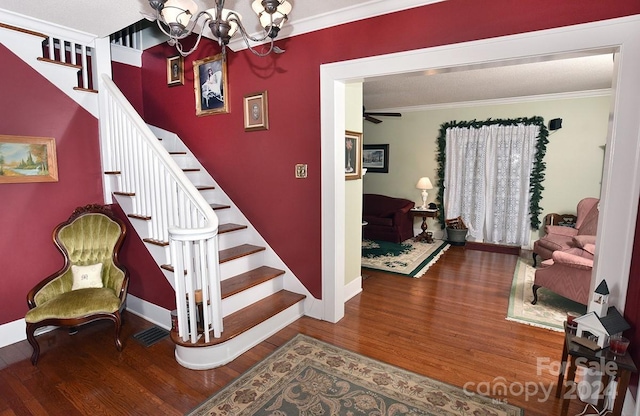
[295,164,307,178]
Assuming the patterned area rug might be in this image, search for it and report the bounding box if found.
[361,239,449,278]
[507,255,586,331]
[188,334,523,416]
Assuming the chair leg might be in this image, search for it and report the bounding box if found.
[25,323,40,366]
[532,252,538,267]
[113,312,123,351]
[532,284,540,305]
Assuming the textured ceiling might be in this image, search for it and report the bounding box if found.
[0,1,614,111]
[362,53,614,112]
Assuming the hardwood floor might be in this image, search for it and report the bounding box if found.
[0,246,587,415]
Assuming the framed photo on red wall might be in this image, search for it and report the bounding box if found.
[166,55,184,87]
[194,53,228,116]
[243,91,269,131]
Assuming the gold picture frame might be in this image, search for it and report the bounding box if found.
[0,135,58,184]
[345,130,362,180]
[194,53,229,116]
[243,91,269,131]
[167,55,184,87]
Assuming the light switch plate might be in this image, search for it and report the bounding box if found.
[295,164,307,178]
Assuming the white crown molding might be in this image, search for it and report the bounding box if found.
[370,88,612,113]
[227,0,445,52]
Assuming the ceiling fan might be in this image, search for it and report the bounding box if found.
[363,107,402,124]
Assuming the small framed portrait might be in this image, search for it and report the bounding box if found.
[345,131,362,180]
[0,135,59,184]
[363,144,389,173]
[167,55,184,87]
[243,91,269,131]
[194,53,229,116]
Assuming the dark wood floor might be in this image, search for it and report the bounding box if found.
[0,246,586,415]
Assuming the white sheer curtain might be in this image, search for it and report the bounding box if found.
[443,123,539,246]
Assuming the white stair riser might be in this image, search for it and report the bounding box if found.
[218,230,254,250]
[219,252,266,280]
[174,301,305,370]
[222,276,284,316]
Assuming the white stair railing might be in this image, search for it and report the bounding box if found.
[99,74,223,343]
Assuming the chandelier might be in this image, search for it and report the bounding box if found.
[148,0,292,57]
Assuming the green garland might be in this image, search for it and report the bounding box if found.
[435,117,549,230]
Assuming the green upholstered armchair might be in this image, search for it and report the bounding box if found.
[25,204,129,365]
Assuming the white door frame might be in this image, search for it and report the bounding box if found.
[320,16,640,322]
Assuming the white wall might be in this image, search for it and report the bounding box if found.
[362,94,610,242]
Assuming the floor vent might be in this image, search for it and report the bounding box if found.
[133,326,170,347]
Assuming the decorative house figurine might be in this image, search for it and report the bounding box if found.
[573,280,630,349]
[590,279,610,317]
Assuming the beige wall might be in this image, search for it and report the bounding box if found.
[345,83,364,285]
[362,95,610,243]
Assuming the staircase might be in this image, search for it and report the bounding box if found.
[1,11,310,370]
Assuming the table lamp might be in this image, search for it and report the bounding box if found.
[416,177,433,209]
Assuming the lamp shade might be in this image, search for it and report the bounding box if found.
[416,177,433,190]
[162,0,198,27]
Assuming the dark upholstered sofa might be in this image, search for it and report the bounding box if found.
[362,194,415,243]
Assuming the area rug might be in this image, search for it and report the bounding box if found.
[361,238,449,278]
[507,256,586,331]
[187,334,523,416]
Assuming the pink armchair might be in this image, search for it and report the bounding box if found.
[532,197,599,266]
[532,245,595,306]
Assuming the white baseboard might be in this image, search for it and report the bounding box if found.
[125,295,172,330]
[0,319,26,348]
[344,276,363,302]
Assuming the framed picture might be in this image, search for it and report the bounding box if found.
[345,131,362,180]
[0,135,58,184]
[363,144,389,173]
[167,55,184,87]
[243,91,269,131]
[194,53,228,116]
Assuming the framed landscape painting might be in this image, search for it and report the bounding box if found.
[0,135,58,183]
[363,144,389,173]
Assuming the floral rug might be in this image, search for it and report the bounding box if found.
[361,238,449,278]
[507,255,586,331]
[187,334,523,416]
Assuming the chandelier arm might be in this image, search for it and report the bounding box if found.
[175,29,207,57]
[227,12,272,43]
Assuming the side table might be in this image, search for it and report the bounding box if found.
[556,331,637,416]
[410,208,437,242]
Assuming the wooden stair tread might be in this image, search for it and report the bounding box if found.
[195,185,215,190]
[218,223,247,234]
[170,290,305,347]
[210,203,230,210]
[143,238,169,247]
[128,214,151,221]
[162,243,265,272]
[221,266,285,299]
[219,244,265,263]
[73,87,98,94]
[37,57,81,70]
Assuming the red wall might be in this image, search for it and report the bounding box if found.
[2,0,640,326]
[137,0,640,299]
[0,44,103,324]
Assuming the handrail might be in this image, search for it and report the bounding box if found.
[98,74,223,342]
